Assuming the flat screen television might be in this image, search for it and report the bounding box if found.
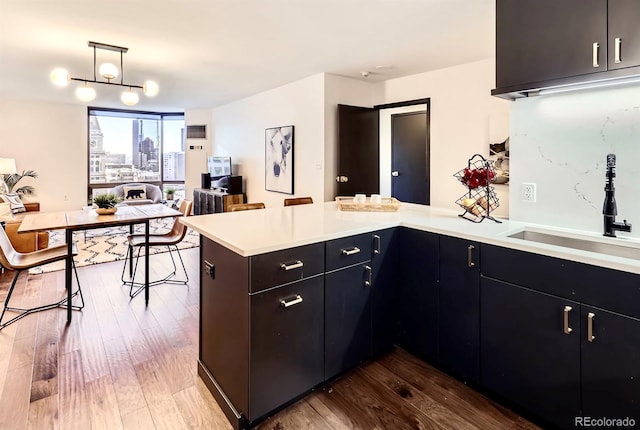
[208,156,232,179]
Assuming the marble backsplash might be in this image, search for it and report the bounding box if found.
[509,83,640,239]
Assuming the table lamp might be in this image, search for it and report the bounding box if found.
[0,158,17,195]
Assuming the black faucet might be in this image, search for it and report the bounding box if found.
[603,154,632,237]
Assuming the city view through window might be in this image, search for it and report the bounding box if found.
[89,111,185,199]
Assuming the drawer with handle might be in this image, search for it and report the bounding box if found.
[325,233,372,272]
[249,242,324,293]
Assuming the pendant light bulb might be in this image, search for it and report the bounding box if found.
[99,62,119,80]
[143,80,159,97]
[50,68,70,87]
[121,88,139,106]
[75,83,96,102]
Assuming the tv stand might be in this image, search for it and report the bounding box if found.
[193,188,245,215]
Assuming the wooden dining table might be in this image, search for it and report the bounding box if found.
[18,204,183,323]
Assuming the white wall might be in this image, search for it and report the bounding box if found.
[379,59,511,218]
[209,74,326,208]
[509,84,640,238]
[0,97,87,211]
[184,109,213,200]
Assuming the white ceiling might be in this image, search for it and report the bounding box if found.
[0,0,495,112]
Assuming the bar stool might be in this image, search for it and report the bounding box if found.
[284,197,313,206]
[228,202,266,212]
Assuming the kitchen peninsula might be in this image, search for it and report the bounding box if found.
[181,202,640,429]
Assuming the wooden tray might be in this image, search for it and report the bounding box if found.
[336,196,401,212]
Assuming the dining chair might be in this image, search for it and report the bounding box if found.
[121,199,193,297]
[0,226,83,330]
[284,197,313,206]
[228,202,266,212]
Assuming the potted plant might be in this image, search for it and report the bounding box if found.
[166,186,176,200]
[92,193,121,215]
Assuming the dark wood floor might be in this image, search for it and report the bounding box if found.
[0,247,540,430]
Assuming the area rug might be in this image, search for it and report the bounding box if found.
[29,218,199,274]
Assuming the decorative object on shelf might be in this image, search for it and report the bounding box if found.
[335,196,401,212]
[265,125,294,194]
[49,41,159,106]
[453,154,501,223]
[93,193,121,215]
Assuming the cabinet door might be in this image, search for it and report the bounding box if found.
[581,306,640,423]
[325,263,372,380]
[496,0,606,89]
[608,0,640,70]
[395,229,439,361]
[250,276,324,421]
[482,277,581,429]
[370,228,398,357]
[439,235,480,382]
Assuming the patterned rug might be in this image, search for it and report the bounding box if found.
[29,218,200,274]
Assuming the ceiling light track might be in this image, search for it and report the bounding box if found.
[50,41,158,106]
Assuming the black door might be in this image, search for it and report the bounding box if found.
[391,111,428,204]
[337,104,379,196]
[496,0,606,89]
[482,277,581,429]
[608,0,640,70]
[581,305,640,424]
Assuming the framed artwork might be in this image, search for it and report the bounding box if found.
[265,125,294,194]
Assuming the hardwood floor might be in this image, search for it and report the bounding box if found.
[0,247,540,430]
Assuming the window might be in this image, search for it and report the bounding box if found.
[88,109,185,199]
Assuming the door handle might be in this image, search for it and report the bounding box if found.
[391,171,399,177]
[280,295,303,308]
[563,306,573,334]
[280,260,303,271]
[587,312,596,342]
[341,246,361,256]
[467,245,475,268]
[615,37,622,63]
[592,42,600,67]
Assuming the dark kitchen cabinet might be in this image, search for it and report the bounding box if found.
[481,277,581,429]
[581,305,640,423]
[439,235,480,382]
[495,0,606,91]
[324,233,372,380]
[370,228,399,357]
[395,228,439,361]
[199,237,325,426]
[608,1,640,71]
[250,275,324,420]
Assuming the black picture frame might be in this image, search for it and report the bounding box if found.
[265,125,294,194]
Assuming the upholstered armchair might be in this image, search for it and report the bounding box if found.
[4,202,49,253]
[110,183,163,206]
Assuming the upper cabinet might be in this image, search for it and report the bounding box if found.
[493,0,640,98]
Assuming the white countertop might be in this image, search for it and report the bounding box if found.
[180,202,640,275]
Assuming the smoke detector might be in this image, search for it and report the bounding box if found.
[360,71,370,78]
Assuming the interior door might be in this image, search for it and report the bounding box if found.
[391,111,428,204]
[337,105,379,196]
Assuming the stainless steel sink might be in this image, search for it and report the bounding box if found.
[508,229,640,261]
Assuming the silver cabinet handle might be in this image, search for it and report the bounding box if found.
[373,234,381,255]
[563,306,573,334]
[280,295,303,308]
[593,42,600,67]
[280,260,303,271]
[342,246,361,256]
[391,171,399,177]
[467,245,475,268]
[587,312,596,342]
[615,37,622,63]
[364,265,372,287]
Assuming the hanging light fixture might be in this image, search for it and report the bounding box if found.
[50,41,159,106]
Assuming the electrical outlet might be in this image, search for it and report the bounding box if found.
[521,183,536,202]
